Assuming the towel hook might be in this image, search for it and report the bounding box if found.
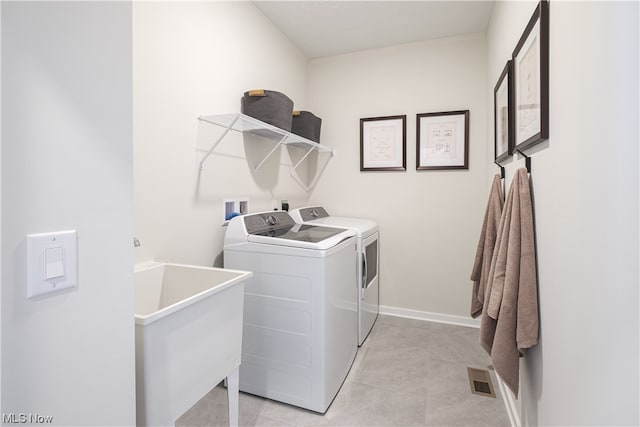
[493,160,505,179]
[514,149,531,174]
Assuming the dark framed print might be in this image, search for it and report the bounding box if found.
[360,115,406,171]
[416,110,469,170]
[512,0,549,151]
[494,60,514,162]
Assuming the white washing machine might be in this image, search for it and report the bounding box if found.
[289,206,379,346]
[223,211,358,413]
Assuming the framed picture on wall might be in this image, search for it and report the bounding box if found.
[416,110,469,170]
[512,0,549,151]
[494,60,514,162]
[360,115,406,171]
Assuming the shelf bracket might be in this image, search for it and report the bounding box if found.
[291,145,316,172]
[289,147,333,192]
[289,170,312,192]
[198,114,240,170]
[290,163,325,192]
[254,134,288,171]
[287,146,317,191]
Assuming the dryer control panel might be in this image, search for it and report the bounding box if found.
[298,206,330,221]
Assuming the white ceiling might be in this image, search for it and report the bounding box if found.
[253,1,495,59]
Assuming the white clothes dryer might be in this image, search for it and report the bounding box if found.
[289,206,379,346]
[223,211,357,413]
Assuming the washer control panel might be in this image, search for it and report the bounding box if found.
[244,211,296,234]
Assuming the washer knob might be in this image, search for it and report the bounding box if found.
[265,215,277,226]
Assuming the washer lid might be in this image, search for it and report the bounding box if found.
[250,223,343,242]
[241,211,355,250]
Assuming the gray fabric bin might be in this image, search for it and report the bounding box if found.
[291,111,322,143]
[241,89,293,131]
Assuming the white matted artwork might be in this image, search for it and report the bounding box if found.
[416,110,469,170]
[360,115,406,171]
[494,60,514,162]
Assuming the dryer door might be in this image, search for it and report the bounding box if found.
[362,233,378,297]
[360,231,379,345]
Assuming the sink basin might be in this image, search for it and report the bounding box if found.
[134,261,252,427]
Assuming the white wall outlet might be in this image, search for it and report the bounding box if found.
[26,230,78,299]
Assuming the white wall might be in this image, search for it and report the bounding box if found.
[307,33,488,319]
[133,2,312,267]
[133,3,639,424]
[0,1,3,416]
[487,1,639,425]
[1,2,135,426]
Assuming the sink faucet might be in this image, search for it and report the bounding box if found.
[134,237,141,247]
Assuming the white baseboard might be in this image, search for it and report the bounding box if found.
[495,372,521,427]
[378,304,480,328]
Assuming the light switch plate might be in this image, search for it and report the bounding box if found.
[44,246,65,279]
[26,230,77,299]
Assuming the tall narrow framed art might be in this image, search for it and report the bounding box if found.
[494,60,514,162]
[512,0,549,151]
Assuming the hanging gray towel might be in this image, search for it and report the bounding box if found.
[481,167,539,397]
[470,174,504,318]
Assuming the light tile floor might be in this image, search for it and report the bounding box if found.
[177,315,510,427]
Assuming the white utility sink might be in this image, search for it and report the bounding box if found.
[134,261,252,427]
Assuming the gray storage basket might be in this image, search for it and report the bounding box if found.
[291,111,322,143]
[241,89,294,132]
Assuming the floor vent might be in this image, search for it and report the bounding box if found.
[467,367,496,398]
